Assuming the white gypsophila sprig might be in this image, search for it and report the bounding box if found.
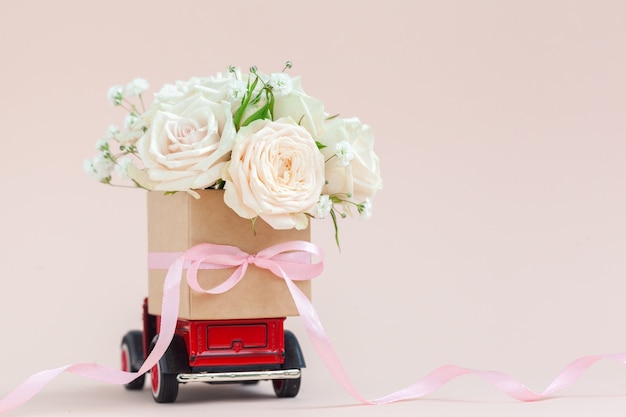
[107,85,124,106]
[334,140,355,166]
[95,138,109,152]
[356,198,372,220]
[125,78,149,97]
[115,129,144,145]
[83,155,114,183]
[311,194,332,219]
[268,72,293,96]
[357,199,372,219]
[228,78,248,100]
[105,124,120,139]
[114,157,134,180]
[124,113,139,130]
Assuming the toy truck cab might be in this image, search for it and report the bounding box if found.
[120,299,305,403]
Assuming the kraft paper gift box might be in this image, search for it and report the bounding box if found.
[147,189,312,320]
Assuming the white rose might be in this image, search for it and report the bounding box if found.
[153,73,232,107]
[135,91,236,191]
[318,117,382,214]
[237,73,326,138]
[223,118,325,230]
[118,75,231,149]
[272,76,325,138]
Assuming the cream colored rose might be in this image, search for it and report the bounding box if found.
[152,73,232,107]
[134,92,236,191]
[272,76,326,138]
[237,73,326,138]
[318,117,382,215]
[223,118,325,230]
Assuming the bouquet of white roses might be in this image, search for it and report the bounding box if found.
[84,63,382,243]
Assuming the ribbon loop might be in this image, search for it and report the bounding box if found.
[170,240,322,295]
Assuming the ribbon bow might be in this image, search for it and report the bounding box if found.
[149,240,323,296]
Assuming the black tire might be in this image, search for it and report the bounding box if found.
[272,377,301,397]
[121,331,145,390]
[273,330,304,398]
[149,336,179,403]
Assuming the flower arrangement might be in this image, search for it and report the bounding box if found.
[84,63,382,244]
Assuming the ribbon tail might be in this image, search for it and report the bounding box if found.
[542,353,626,396]
[136,254,184,375]
[281,277,373,404]
[282,277,463,404]
[0,366,70,414]
[0,254,187,415]
[280,271,476,404]
[280,269,626,404]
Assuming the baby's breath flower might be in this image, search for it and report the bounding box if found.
[335,140,355,166]
[228,78,248,100]
[107,85,124,106]
[125,78,149,97]
[311,194,332,219]
[105,124,120,139]
[115,130,143,145]
[95,138,109,152]
[83,155,114,182]
[114,157,134,180]
[268,72,293,96]
[124,113,138,130]
[357,199,372,219]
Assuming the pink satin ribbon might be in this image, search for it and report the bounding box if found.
[1,241,626,414]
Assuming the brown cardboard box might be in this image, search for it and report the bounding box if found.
[147,189,311,320]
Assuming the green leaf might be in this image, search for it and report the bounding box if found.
[247,76,259,101]
[330,208,341,251]
[267,89,275,120]
[241,104,268,127]
[214,179,226,190]
[316,141,327,150]
[233,76,260,130]
[232,95,247,130]
[131,179,149,190]
[329,194,344,204]
[245,85,276,125]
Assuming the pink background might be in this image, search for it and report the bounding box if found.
[1,1,626,415]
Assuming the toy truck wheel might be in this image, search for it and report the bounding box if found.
[272,377,301,398]
[120,331,145,390]
[273,330,304,398]
[149,336,179,403]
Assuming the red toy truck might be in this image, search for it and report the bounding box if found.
[120,299,305,403]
